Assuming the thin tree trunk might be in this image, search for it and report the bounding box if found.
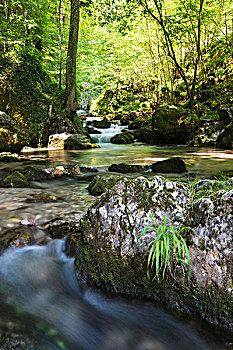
[66,0,80,119]
[190,0,204,108]
[58,0,62,91]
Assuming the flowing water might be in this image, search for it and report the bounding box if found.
[0,125,232,349]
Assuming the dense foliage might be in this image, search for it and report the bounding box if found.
[0,0,232,141]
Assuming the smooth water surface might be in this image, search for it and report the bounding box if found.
[19,144,233,177]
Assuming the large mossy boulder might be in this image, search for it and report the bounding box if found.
[137,107,200,145]
[0,166,52,187]
[92,117,111,129]
[87,174,127,196]
[111,132,134,144]
[74,176,232,331]
[48,133,99,150]
[0,171,30,187]
[216,122,233,149]
[0,152,21,162]
[151,157,186,173]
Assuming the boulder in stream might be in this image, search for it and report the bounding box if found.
[108,163,149,173]
[0,152,21,162]
[48,133,100,150]
[111,132,134,144]
[151,157,187,173]
[74,176,232,331]
[92,117,111,129]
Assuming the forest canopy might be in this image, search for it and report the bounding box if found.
[0,0,232,117]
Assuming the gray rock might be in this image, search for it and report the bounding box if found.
[75,176,232,331]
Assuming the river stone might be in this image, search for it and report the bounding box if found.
[75,176,232,331]
[151,157,186,173]
[48,133,99,150]
[0,152,21,162]
[188,120,224,147]
[111,132,134,144]
[92,117,111,129]
[87,174,127,196]
[108,163,149,173]
[0,166,52,187]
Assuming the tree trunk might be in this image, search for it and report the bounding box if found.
[66,0,80,119]
[59,0,62,91]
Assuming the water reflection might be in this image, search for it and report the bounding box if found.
[17,145,233,177]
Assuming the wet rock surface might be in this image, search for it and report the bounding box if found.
[108,163,150,173]
[75,176,233,331]
[136,107,200,145]
[48,132,99,150]
[151,157,187,173]
[111,131,134,144]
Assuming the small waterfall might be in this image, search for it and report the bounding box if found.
[91,123,127,144]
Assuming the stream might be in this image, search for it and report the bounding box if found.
[0,125,232,349]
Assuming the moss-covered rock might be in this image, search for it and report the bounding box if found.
[216,122,233,149]
[48,133,99,150]
[151,157,187,173]
[137,107,200,145]
[92,117,111,129]
[0,152,21,162]
[87,174,127,196]
[0,128,26,153]
[74,176,232,331]
[0,166,52,187]
[0,171,29,187]
[108,163,149,173]
[111,132,134,144]
[64,134,100,150]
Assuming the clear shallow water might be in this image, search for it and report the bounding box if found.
[18,144,233,177]
[0,241,229,350]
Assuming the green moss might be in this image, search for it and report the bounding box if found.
[87,174,126,196]
[0,171,29,187]
[76,228,232,331]
[111,132,134,144]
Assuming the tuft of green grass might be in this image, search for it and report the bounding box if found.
[138,214,193,281]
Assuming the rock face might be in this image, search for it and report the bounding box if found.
[151,157,186,173]
[75,176,232,331]
[48,133,99,150]
[111,132,134,144]
[87,174,127,196]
